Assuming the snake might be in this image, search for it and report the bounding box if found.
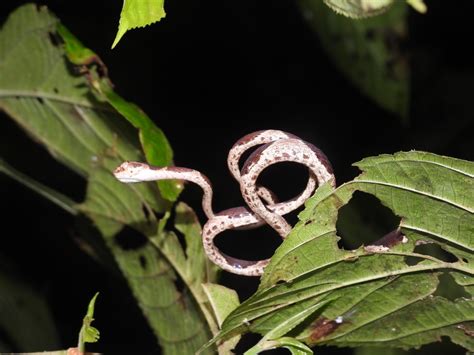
[113,130,336,276]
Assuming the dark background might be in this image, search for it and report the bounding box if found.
[1,0,473,353]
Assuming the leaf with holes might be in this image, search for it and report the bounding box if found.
[300,0,409,120]
[206,151,473,352]
[0,5,216,353]
[112,0,166,48]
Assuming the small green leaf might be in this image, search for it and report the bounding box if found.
[99,84,182,201]
[78,292,100,351]
[56,24,101,67]
[112,0,166,49]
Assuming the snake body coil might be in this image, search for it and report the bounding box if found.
[114,130,335,276]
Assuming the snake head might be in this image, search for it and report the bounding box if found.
[113,161,152,183]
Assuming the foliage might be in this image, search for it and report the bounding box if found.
[112,0,166,49]
[0,4,217,354]
[205,152,473,351]
[0,2,472,355]
[78,293,100,352]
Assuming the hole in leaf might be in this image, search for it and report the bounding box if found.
[53,87,59,93]
[462,258,469,263]
[336,191,400,249]
[141,204,152,222]
[114,226,147,250]
[433,272,470,300]
[233,333,263,354]
[173,275,186,294]
[139,255,147,270]
[405,243,458,266]
[36,97,44,105]
[163,206,187,251]
[48,31,62,47]
[304,219,314,226]
[417,335,467,354]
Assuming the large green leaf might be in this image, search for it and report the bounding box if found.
[208,152,473,352]
[0,5,215,353]
[299,0,409,120]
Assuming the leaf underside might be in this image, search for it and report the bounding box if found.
[0,5,215,354]
[209,152,473,352]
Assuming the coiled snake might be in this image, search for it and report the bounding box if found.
[113,130,336,276]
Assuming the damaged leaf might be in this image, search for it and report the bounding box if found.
[0,5,214,353]
[207,151,473,352]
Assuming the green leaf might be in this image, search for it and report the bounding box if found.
[202,283,240,327]
[0,256,60,351]
[99,85,182,201]
[0,5,213,353]
[78,293,100,352]
[112,0,166,49]
[299,0,409,120]
[322,0,395,18]
[56,24,102,67]
[210,151,473,351]
[202,283,241,354]
[148,203,220,337]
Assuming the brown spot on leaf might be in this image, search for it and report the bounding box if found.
[309,317,341,342]
[457,324,474,337]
